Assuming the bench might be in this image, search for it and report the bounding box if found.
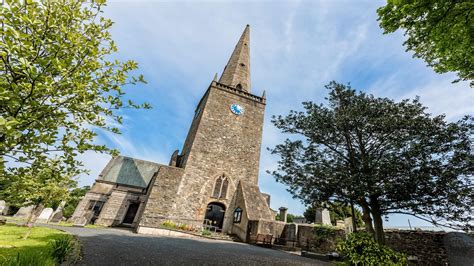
[250,234,273,247]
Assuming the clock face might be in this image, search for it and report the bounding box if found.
[230,104,244,115]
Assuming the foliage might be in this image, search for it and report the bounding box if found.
[49,235,75,264]
[0,159,76,209]
[0,0,150,185]
[275,213,303,223]
[312,225,338,246]
[0,251,55,266]
[304,202,364,227]
[62,186,90,219]
[160,220,194,232]
[377,0,473,85]
[201,229,212,236]
[0,224,67,264]
[269,81,473,243]
[336,232,406,265]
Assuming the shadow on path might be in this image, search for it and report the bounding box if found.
[45,225,328,265]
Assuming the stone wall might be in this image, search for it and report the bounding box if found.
[169,83,266,226]
[138,166,185,228]
[385,230,448,265]
[247,219,285,243]
[296,224,345,253]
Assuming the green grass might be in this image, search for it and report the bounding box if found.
[0,224,68,265]
[57,221,104,229]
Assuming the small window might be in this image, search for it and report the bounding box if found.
[240,63,245,67]
[233,207,242,223]
[236,84,242,90]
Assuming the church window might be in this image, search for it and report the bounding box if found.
[233,207,242,223]
[236,84,242,90]
[212,175,228,199]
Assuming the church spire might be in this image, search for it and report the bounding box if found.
[219,25,251,92]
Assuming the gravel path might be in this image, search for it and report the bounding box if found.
[46,225,329,265]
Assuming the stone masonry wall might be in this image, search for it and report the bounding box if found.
[96,189,146,227]
[169,83,266,225]
[138,166,185,228]
[385,230,448,265]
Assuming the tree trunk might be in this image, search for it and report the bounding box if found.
[23,204,43,240]
[369,197,385,245]
[350,201,357,232]
[360,201,375,236]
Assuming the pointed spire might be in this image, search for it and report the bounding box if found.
[219,25,251,92]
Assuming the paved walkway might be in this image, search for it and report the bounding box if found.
[47,225,328,265]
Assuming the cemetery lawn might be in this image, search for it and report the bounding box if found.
[0,224,67,263]
[58,221,104,228]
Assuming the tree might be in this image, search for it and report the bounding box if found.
[63,185,90,219]
[0,0,150,181]
[269,81,473,244]
[303,202,364,227]
[275,213,303,223]
[377,0,474,85]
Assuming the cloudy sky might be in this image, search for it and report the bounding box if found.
[77,0,473,228]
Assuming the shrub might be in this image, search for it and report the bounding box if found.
[161,220,177,229]
[313,225,338,245]
[49,235,76,264]
[336,232,406,265]
[201,229,212,236]
[0,251,55,266]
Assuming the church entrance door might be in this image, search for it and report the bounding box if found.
[122,202,140,225]
[204,202,225,231]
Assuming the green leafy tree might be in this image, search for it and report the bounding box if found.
[275,213,304,223]
[269,81,473,244]
[377,0,474,85]
[0,0,150,181]
[62,185,90,219]
[303,202,364,227]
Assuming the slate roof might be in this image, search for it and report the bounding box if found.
[239,181,274,221]
[98,156,161,188]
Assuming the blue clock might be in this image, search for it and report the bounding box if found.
[230,104,244,115]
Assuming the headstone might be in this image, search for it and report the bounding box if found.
[344,217,354,234]
[336,220,345,229]
[279,207,288,223]
[49,201,66,223]
[315,208,332,225]
[36,208,54,223]
[49,211,63,223]
[14,205,35,219]
[0,200,9,215]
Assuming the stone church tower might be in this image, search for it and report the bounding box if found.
[71,25,278,241]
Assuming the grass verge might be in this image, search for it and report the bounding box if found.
[0,224,77,265]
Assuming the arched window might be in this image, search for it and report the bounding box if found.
[212,175,228,199]
[233,207,242,223]
[236,84,242,90]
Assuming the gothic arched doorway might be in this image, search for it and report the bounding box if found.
[204,202,226,231]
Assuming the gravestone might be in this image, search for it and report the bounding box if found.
[49,201,66,223]
[36,208,54,223]
[14,205,35,219]
[0,200,8,215]
[315,208,331,225]
[344,217,354,234]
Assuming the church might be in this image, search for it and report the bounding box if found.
[71,25,283,241]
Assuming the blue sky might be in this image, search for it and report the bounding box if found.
[77,0,473,228]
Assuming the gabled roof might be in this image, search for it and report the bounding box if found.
[239,181,274,221]
[98,156,161,188]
